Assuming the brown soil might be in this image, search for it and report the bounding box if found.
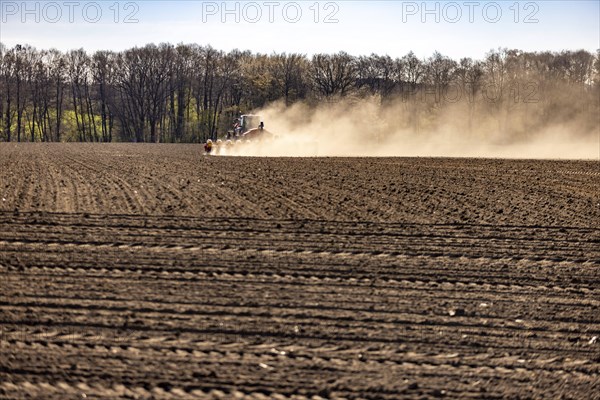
[1,143,599,399]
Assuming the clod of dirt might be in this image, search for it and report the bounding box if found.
[449,308,465,317]
[270,348,286,356]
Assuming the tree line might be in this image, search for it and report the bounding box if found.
[0,42,598,143]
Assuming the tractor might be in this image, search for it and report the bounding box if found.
[204,114,274,155]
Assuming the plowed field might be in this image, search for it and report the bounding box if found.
[1,143,599,399]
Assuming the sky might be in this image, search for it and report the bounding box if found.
[0,0,598,60]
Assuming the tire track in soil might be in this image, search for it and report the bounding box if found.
[3,337,598,388]
[8,158,38,213]
[48,153,89,213]
[3,336,598,381]
[59,151,148,215]
[1,238,599,292]
[1,242,598,286]
[44,161,65,213]
[72,147,194,215]
[0,146,24,211]
[2,332,599,400]
[2,300,599,355]
[3,263,599,309]
[1,215,598,267]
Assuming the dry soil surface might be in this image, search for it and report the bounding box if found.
[1,143,599,399]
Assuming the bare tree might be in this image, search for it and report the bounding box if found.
[46,49,66,141]
[424,51,457,105]
[400,51,424,95]
[66,49,93,141]
[355,54,398,98]
[167,44,194,142]
[0,43,15,142]
[311,52,357,98]
[113,46,151,142]
[456,57,484,132]
[91,51,116,142]
[145,44,172,143]
[270,53,308,106]
[13,45,30,142]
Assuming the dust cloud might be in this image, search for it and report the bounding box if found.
[228,95,599,159]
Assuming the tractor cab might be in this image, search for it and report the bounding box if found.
[239,114,262,134]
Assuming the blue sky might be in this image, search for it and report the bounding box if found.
[1,1,598,59]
